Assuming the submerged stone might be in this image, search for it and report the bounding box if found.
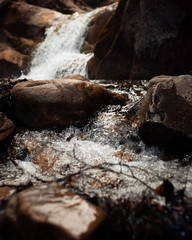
[0,183,109,240]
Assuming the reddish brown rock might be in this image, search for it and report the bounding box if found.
[138,75,192,152]
[25,0,91,14]
[0,1,67,78]
[0,78,28,121]
[11,76,126,128]
[62,74,89,82]
[0,112,15,143]
[89,0,192,80]
[0,184,109,240]
[81,4,116,54]
[0,187,16,201]
[84,0,118,8]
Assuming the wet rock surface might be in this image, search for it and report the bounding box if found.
[138,75,192,153]
[84,0,118,8]
[23,0,91,14]
[0,187,16,201]
[0,78,27,120]
[89,0,192,80]
[81,3,116,54]
[0,186,16,211]
[1,1,192,239]
[0,112,15,143]
[0,183,109,240]
[1,79,192,239]
[11,76,126,127]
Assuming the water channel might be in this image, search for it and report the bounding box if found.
[1,5,192,204]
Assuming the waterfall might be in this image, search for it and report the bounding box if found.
[24,10,98,80]
[4,4,192,202]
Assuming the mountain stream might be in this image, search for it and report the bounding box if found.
[1,5,192,203]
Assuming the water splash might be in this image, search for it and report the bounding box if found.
[1,81,192,201]
[24,10,99,80]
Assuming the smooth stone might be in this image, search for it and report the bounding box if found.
[0,183,110,240]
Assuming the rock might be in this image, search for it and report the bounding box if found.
[88,0,192,80]
[0,112,15,143]
[0,78,27,121]
[0,47,28,78]
[84,0,118,8]
[11,76,126,128]
[0,0,11,11]
[0,184,110,240]
[138,75,192,152]
[0,187,16,201]
[81,4,116,54]
[23,139,60,173]
[0,1,68,78]
[0,78,14,118]
[62,74,89,82]
[0,60,22,78]
[24,0,91,14]
[0,187,16,210]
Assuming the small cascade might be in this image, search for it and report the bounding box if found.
[25,9,100,80]
[2,4,192,203]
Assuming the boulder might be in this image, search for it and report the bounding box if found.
[24,0,91,14]
[0,1,68,78]
[0,112,15,143]
[0,187,16,201]
[88,0,192,80]
[0,187,16,210]
[0,78,27,120]
[81,3,116,54]
[11,76,126,127]
[138,75,192,152]
[84,0,118,8]
[0,184,110,240]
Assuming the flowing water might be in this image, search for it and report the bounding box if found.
[3,5,192,203]
[24,6,112,80]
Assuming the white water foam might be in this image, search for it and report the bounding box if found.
[23,9,102,80]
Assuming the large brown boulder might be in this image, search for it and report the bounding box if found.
[11,75,126,128]
[0,1,68,78]
[88,0,192,80]
[24,0,91,14]
[84,0,118,8]
[138,75,192,153]
[0,112,15,143]
[0,184,110,240]
[81,3,116,54]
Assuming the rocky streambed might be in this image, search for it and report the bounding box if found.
[0,76,192,239]
[1,0,192,239]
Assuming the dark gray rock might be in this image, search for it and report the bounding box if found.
[89,0,192,80]
[138,75,192,152]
